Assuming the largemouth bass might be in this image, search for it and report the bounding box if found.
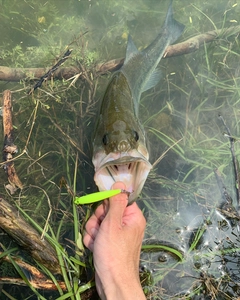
[92,1,184,203]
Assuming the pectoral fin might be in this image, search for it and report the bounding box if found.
[141,68,162,93]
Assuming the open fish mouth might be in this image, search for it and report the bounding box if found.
[93,152,152,204]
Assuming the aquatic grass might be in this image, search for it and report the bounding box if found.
[148,128,185,159]
[0,246,18,259]
[142,244,183,261]
[55,244,77,300]
[1,290,18,300]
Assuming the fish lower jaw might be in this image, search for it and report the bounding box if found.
[93,156,152,204]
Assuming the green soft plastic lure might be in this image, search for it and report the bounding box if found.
[75,189,123,205]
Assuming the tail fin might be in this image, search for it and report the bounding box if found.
[164,0,185,44]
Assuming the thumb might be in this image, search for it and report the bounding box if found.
[107,181,128,224]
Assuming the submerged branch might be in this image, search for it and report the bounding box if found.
[0,277,66,291]
[0,26,240,83]
[214,169,240,221]
[28,49,72,95]
[218,114,240,209]
[0,65,79,82]
[0,197,61,274]
[164,25,240,57]
[2,90,23,194]
[0,251,98,298]
[0,251,66,290]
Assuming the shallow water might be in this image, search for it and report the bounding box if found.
[0,0,240,299]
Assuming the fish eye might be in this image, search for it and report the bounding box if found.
[102,134,108,145]
[133,131,139,142]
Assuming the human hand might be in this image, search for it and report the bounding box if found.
[83,181,146,300]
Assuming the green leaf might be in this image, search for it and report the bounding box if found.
[141,244,184,261]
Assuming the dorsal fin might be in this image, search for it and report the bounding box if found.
[124,35,139,64]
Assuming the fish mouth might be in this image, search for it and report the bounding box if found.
[93,151,152,203]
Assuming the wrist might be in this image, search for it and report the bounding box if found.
[102,273,146,300]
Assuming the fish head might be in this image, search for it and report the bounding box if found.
[93,119,152,203]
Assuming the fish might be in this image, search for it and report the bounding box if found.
[92,0,185,204]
